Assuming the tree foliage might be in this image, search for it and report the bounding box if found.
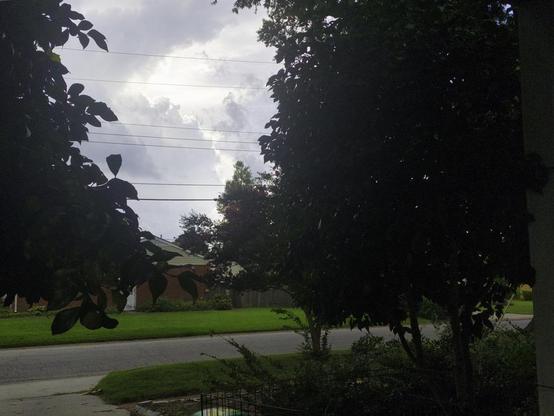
[228,0,545,409]
[0,0,188,334]
[212,162,277,292]
[176,211,216,256]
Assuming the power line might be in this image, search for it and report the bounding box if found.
[134,198,218,202]
[101,122,268,135]
[66,77,266,90]
[132,182,224,187]
[60,47,278,65]
[90,132,259,145]
[85,140,261,153]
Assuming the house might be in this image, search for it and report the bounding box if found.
[7,237,210,313]
[126,237,210,310]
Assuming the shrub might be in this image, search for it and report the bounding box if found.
[209,294,233,310]
[136,295,233,312]
[213,328,537,416]
[27,305,47,316]
[418,297,448,322]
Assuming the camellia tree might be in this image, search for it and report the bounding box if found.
[0,0,197,335]
[226,0,547,411]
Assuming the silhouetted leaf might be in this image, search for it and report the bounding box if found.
[78,20,93,30]
[149,274,168,304]
[87,29,108,52]
[88,102,117,121]
[78,32,89,49]
[178,270,199,301]
[102,315,119,329]
[140,231,156,240]
[80,306,103,330]
[111,290,128,312]
[86,114,101,127]
[71,94,95,107]
[108,178,139,203]
[52,307,80,335]
[68,83,84,97]
[106,154,122,177]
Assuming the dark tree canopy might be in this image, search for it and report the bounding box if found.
[0,0,186,334]
[176,211,216,256]
[212,162,277,292]
[227,0,545,408]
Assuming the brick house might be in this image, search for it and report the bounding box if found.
[127,237,210,310]
[7,237,210,312]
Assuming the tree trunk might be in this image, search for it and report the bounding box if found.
[448,308,475,414]
[304,309,322,354]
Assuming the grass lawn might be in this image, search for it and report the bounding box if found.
[504,300,533,315]
[0,308,303,349]
[96,353,304,404]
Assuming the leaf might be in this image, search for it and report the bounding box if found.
[80,307,103,330]
[140,230,156,240]
[88,102,117,121]
[111,290,128,312]
[71,94,94,107]
[149,274,168,304]
[78,20,93,30]
[106,154,122,177]
[102,315,119,329]
[68,10,85,20]
[56,29,70,46]
[68,83,85,97]
[178,271,199,301]
[108,178,139,202]
[86,114,101,127]
[87,29,108,52]
[51,307,80,335]
[48,52,61,63]
[78,32,89,49]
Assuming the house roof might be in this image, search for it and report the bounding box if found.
[146,237,209,267]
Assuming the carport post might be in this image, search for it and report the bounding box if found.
[518,1,554,414]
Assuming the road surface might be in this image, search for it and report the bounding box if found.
[0,318,530,384]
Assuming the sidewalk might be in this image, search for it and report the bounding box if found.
[0,376,128,416]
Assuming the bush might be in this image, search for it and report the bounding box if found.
[136,295,233,313]
[418,297,448,322]
[214,328,537,416]
[27,305,47,316]
[209,294,233,310]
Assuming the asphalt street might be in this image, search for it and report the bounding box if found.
[0,318,529,385]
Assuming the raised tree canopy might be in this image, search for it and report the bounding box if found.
[0,0,189,334]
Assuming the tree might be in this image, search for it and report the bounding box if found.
[228,0,545,411]
[0,0,191,335]
[214,162,329,353]
[176,211,216,256]
[212,163,275,298]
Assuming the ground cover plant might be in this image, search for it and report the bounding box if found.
[0,308,303,348]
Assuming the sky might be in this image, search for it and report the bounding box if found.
[56,0,278,240]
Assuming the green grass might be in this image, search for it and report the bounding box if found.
[504,300,533,315]
[0,308,303,349]
[96,353,303,404]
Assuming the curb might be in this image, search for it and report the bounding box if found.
[134,401,161,416]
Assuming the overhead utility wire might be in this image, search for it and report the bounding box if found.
[132,182,225,187]
[135,198,218,202]
[60,47,278,65]
[85,140,260,153]
[66,77,266,90]
[102,122,268,135]
[90,132,259,145]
